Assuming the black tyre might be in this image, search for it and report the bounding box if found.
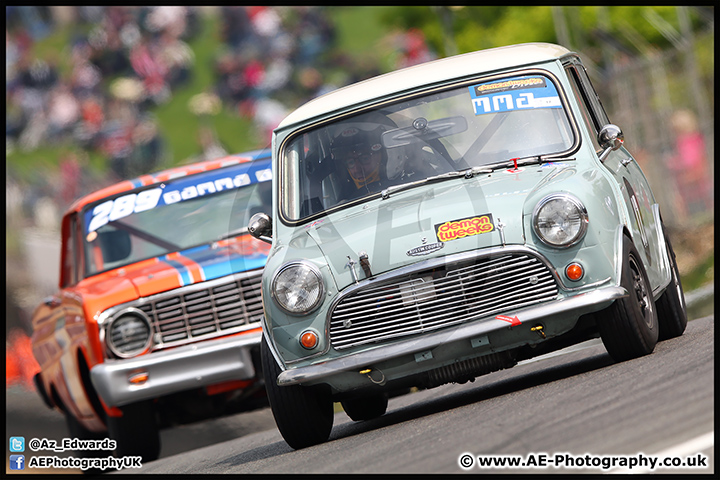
[598,235,659,361]
[107,400,160,462]
[261,335,333,449]
[341,393,389,421]
[656,226,687,340]
[65,413,106,475]
[65,412,105,442]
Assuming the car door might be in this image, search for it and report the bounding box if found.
[563,58,663,291]
[50,212,97,418]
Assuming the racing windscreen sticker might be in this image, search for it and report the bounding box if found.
[435,214,495,242]
[468,75,561,116]
[84,161,271,234]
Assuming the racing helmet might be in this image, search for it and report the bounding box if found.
[330,123,387,189]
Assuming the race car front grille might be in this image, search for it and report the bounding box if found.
[329,252,558,350]
[135,270,264,349]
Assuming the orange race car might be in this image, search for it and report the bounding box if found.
[30,149,272,463]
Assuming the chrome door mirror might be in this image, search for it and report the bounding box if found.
[598,124,624,162]
[248,212,273,244]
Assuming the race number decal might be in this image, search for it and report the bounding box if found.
[87,188,163,233]
[85,160,272,234]
[468,75,562,116]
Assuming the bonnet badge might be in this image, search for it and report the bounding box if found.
[407,242,444,257]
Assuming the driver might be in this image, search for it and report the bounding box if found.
[330,124,386,196]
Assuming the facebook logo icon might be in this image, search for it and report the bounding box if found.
[9,455,25,470]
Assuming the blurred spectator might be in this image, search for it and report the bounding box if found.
[194,126,229,163]
[254,98,288,143]
[129,115,165,176]
[667,109,713,218]
[145,6,188,38]
[220,6,252,49]
[19,57,59,91]
[69,48,103,97]
[386,28,435,70]
[102,96,138,179]
[47,84,80,140]
[74,95,105,148]
[130,37,170,104]
[157,31,194,88]
[7,6,53,40]
[59,152,82,206]
[291,7,336,67]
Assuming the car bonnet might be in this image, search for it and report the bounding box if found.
[79,234,270,302]
[301,162,576,292]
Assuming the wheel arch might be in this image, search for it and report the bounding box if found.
[613,225,634,287]
[49,383,68,414]
[76,346,108,425]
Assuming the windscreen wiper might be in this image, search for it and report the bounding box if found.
[381,166,492,200]
[112,220,182,251]
[380,155,552,200]
[216,227,249,241]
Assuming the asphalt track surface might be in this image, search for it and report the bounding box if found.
[122,315,713,475]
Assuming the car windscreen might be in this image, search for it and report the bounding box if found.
[81,159,272,276]
[280,72,576,222]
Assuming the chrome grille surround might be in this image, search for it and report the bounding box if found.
[99,269,264,356]
[328,248,559,351]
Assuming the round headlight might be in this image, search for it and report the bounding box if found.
[272,262,324,315]
[532,193,588,247]
[107,308,152,358]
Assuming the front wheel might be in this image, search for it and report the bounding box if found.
[656,225,687,340]
[598,235,658,362]
[65,413,107,475]
[261,335,333,449]
[341,393,388,421]
[107,400,160,462]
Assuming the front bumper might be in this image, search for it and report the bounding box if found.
[276,286,627,386]
[90,330,261,407]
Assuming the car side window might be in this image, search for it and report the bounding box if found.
[73,213,85,283]
[61,214,78,287]
[565,65,603,154]
[575,64,611,126]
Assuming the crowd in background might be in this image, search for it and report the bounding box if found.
[7,7,342,213]
[6,7,195,182]
[6,6,437,225]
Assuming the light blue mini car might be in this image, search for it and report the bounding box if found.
[249,43,687,449]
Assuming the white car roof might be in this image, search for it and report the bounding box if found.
[277,43,573,130]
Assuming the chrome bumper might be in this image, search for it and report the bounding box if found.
[91,330,261,407]
[276,287,626,386]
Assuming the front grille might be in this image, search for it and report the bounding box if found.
[329,253,558,350]
[136,270,264,349]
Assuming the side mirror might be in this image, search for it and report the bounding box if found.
[598,124,624,162]
[248,212,273,244]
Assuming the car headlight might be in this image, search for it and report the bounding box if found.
[532,193,588,247]
[272,261,324,315]
[106,308,152,358]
